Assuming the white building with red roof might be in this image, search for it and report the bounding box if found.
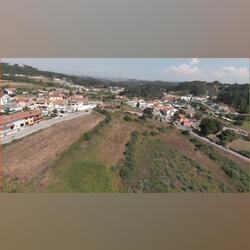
[5,88,17,95]
[0,110,42,136]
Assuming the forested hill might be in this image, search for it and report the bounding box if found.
[217,84,249,113]
[1,63,105,87]
[122,81,221,99]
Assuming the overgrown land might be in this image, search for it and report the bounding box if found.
[2,109,249,193]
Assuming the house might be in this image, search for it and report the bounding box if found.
[70,95,88,103]
[159,105,177,118]
[1,102,23,113]
[53,99,68,112]
[0,110,42,136]
[5,88,17,95]
[49,92,65,101]
[14,97,31,108]
[180,96,191,102]
[0,93,12,105]
[36,99,51,110]
[180,117,199,128]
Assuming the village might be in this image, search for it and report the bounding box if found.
[0,73,243,141]
[0,79,100,137]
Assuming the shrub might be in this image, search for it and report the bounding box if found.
[181,130,190,136]
[123,115,132,121]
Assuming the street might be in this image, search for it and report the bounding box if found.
[175,123,249,163]
[1,109,92,144]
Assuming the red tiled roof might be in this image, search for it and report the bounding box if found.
[37,99,50,104]
[0,110,41,125]
[15,97,30,102]
[71,95,88,101]
[53,100,65,105]
[6,88,16,91]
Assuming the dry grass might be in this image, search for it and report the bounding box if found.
[2,112,104,180]
[228,139,249,152]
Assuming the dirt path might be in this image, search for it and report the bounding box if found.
[2,112,104,180]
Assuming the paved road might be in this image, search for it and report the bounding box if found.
[175,124,249,162]
[1,110,92,144]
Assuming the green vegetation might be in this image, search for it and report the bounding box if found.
[119,131,139,181]
[143,107,153,119]
[2,176,43,193]
[217,84,249,113]
[121,136,230,193]
[46,109,117,192]
[181,130,190,136]
[123,115,132,121]
[217,129,237,145]
[190,138,249,192]
[200,118,223,135]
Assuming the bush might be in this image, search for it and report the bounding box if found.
[217,129,236,144]
[181,130,190,136]
[123,115,132,121]
[200,118,223,135]
[150,131,158,136]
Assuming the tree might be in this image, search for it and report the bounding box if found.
[143,107,153,118]
[123,115,132,121]
[217,129,236,145]
[136,102,140,108]
[200,118,223,135]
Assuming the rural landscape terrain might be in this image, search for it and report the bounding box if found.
[1,60,249,193]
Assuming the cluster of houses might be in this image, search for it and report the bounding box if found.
[0,110,42,136]
[127,96,200,129]
[0,87,99,137]
[126,92,238,129]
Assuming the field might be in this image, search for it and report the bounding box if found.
[2,112,104,192]
[228,138,249,152]
[2,110,249,193]
[2,81,44,89]
[240,121,249,132]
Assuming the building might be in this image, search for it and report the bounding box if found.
[5,88,17,95]
[0,93,12,105]
[0,110,42,136]
[1,102,22,113]
[49,92,65,101]
[14,97,31,108]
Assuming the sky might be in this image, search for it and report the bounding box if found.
[2,58,249,83]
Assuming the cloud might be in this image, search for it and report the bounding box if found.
[190,58,199,65]
[164,63,200,75]
[212,66,249,83]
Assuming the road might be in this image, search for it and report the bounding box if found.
[175,123,249,162]
[1,109,92,144]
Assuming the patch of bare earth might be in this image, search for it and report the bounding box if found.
[2,112,104,180]
[162,132,238,192]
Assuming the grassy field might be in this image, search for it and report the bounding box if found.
[2,81,45,89]
[240,121,249,132]
[190,138,248,192]
[120,134,229,192]
[2,110,248,193]
[228,138,249,152]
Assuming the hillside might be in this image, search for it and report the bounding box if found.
[2,110,248,193]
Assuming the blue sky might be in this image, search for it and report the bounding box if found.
[2,58,249,83]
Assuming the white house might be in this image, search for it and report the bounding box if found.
[5,88,17,95]
[0,93,12,105]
